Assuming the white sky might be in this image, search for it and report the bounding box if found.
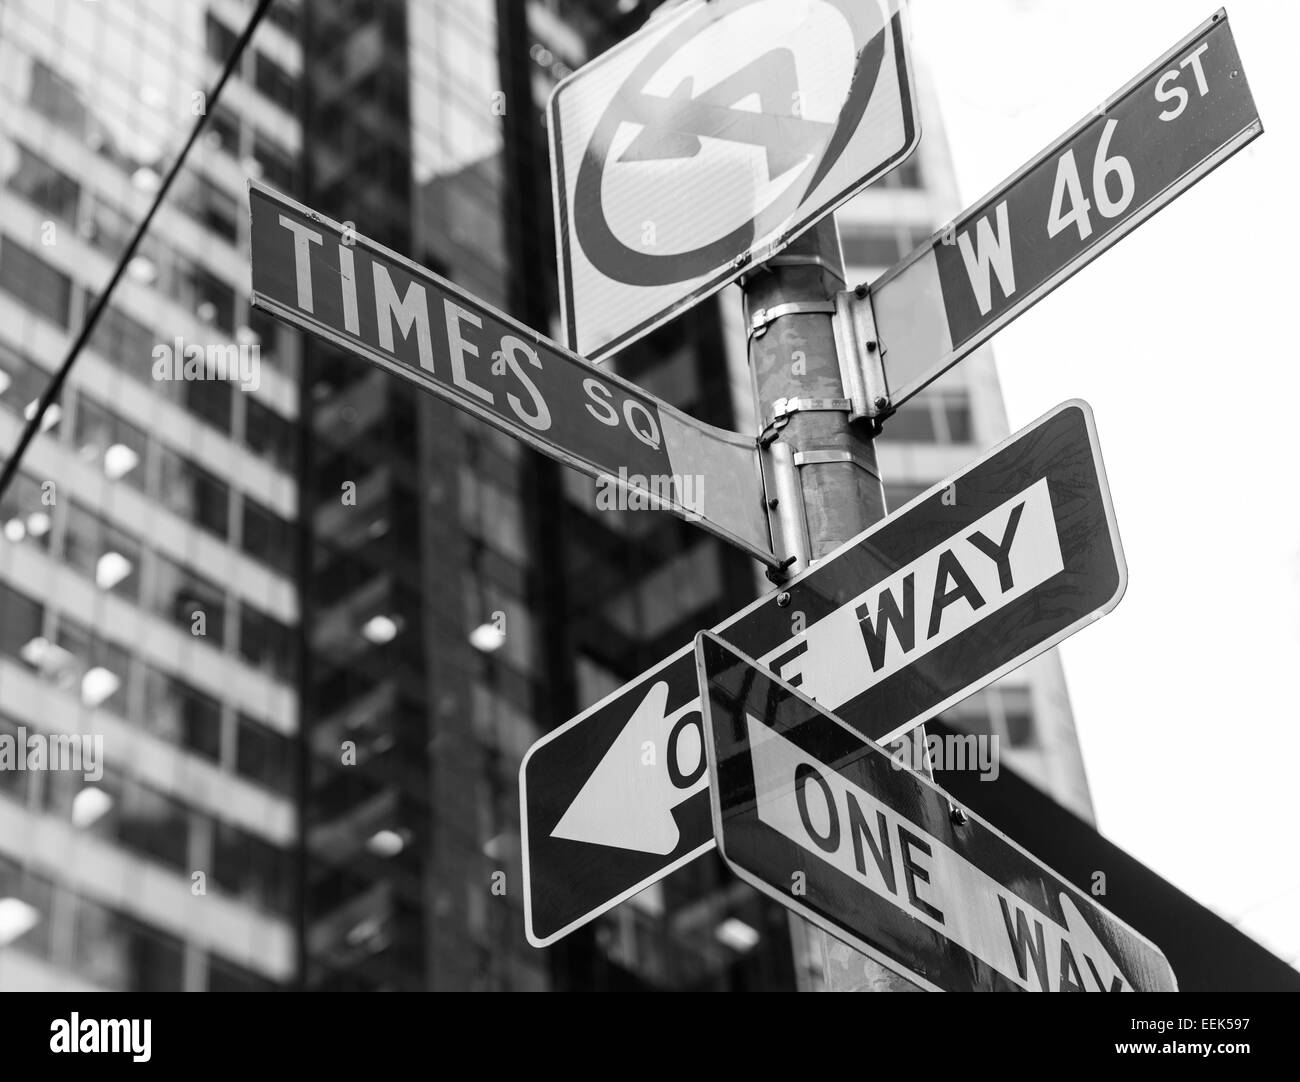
[910,0,1300,968]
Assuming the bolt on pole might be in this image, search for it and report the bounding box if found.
[744,215,927,993]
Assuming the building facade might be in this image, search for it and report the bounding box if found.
[0,0,1092,992]
[0,0,302,991]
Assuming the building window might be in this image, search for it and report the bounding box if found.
[884,156,923,189]
[204,13,240,62]
[206,106,242,157]
[208,954,278,992]
[939,686,1037,748]
[183,376,234,435]
[28,60,90,139]
[152,553,227,646]
[80,194,134,257]
[61,502,143,602]
[72,394,149,491]
[44,765,190,874]
[240,496,294,576]
[0,236,72,328]
[173,173,240,244]
[52,615,132,714]
[235,712,293,791]
[0,343,52,421]
[156,448,231,540]
[72,898,184,991]
[245,397,296,472]
[840,224,930,271]
[252,133,296,190]
[142,666,223,763]
[254,53,296,112]
[211,821,291,913]
[191,266,236,333]
[0,581,44,668]
[116,778,193,873]
[88,305,155,378]
[999,687,1036,748]
[4,144,80,222]
[0,714,30,803]
[0,854,53,956]
[238,604,295,681]
[879,389,974,446]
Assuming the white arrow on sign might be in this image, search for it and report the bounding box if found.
[551,681,709,854]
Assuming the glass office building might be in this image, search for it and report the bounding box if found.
[0,0,1092,991]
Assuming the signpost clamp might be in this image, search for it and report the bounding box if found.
[792,448,881,482]
[748,300,837,340]
[761,396,854,445]
[834,288,891,425]
[741,254,847,286]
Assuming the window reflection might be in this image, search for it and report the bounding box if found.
[62,502,142,602]
[73,395,148,491]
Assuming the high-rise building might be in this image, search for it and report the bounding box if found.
[0,0,1092,993]
[0,0,303,991]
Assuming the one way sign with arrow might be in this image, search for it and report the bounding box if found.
[696,631,1176,991]
[520,402,1125,945]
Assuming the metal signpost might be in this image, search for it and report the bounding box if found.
[695,631,1178,992]
[520,401,1126,945]
[550,0,919,359]
[248,182,776,564]
[850,10,1260,414]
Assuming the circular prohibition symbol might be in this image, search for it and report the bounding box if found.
[572,0,897,287]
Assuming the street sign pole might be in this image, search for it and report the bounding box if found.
[742,217,922,992]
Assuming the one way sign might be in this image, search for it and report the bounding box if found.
[520,401,1125,945]
[696,631,1176,991]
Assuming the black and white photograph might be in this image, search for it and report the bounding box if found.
[0,0,1294,1058]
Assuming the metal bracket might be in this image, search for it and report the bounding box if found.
[748,300,836,340]
[740,253,847,286]
[759,438,811,581]
[760,396,853,444]
[792,447,881,481]
[833,288,891,420]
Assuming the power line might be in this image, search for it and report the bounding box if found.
[0,0,276,501]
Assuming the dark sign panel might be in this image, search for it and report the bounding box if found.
[249,182,774,562]
[521,400,1124,944]
[697,632,1176,992]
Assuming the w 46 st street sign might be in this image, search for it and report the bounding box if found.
[696,632,1177,992]
[521,402,1124,945]
[248,183,775,564]
[855,10,1260,409]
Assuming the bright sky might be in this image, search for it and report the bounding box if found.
[910,0,1300,968]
